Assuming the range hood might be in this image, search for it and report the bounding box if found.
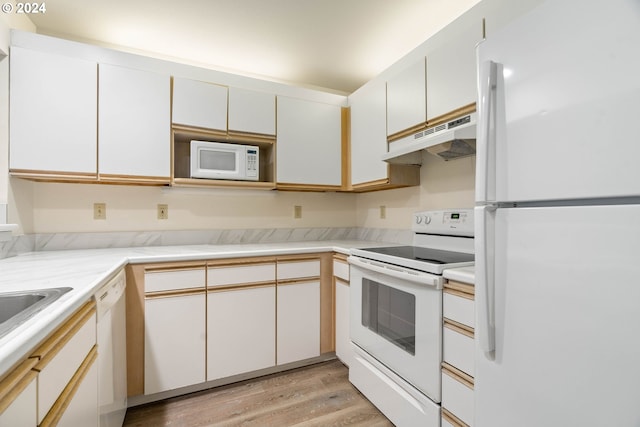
[382,112,477,164]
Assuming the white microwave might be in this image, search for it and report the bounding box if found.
[190,140,259,181]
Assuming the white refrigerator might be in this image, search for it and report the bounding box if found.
[474,0,640,425]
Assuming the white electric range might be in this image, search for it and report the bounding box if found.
[348,209,474,427]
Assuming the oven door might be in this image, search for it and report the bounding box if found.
[349,256,443,402]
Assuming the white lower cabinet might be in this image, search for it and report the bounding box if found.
[441,280,475,427]
[276,281,321,365]
[143,266,206,395]
[144,293,206,394]
[276,258,321,365]
[56,358,99,427]
[333,255,352,367]
[207,286,276,380]
[0,365,37,427]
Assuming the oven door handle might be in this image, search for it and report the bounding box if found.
[348,256,443,289]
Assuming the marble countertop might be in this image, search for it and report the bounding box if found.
[0,240,382,377]
[443,266,475,285]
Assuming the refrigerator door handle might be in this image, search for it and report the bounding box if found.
[475,60,500,203]
[475,205,496,360]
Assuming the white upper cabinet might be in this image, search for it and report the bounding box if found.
[386,58,427,136]
[350,80,388,186]
[99,63,171,180]
[426,21,481,120]
[276,96,342,188]
[9,47,97,176]
[172,77,228,131]
[228,87,276,135]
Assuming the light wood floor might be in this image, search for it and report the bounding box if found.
[123,360,394,427]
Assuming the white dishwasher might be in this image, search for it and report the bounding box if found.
[94,269,127,427]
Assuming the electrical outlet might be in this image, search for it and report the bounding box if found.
[379,205,386,219]
[157,204,168,220]
[94,203,106,220]
[294,205,302,219]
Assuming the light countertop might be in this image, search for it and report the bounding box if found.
[443,266,475,285]
[0,240,383,377]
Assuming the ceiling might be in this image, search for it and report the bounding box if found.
[28,0,480,94]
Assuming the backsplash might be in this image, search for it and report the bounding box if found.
[0,227,413,259]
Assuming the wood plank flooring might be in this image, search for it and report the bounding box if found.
[123,360,394,427]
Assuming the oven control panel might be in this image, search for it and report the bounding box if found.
[413,209,474,236]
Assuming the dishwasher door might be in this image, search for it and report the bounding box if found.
[95,269,127,427]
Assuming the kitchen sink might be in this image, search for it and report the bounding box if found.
[0,287,72,339]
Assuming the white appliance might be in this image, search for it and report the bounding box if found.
[382,113,477,164]
[475,0,640,425]
[94,270,127,427]
[190,140,259,181]
[349,210,474,427]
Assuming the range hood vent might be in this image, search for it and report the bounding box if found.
[382,112,477,164]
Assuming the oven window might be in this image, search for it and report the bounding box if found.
[361,278,416,355]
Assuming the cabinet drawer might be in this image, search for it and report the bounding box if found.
[208,262,275,287]
[443,292,474,328]
[333,259,349,281]
[277,259,320,280]
[443,325,474,377]
[35,306,96,424]
[442,368,474,427]
[145,268,205,292]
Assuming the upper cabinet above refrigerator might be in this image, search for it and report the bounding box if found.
[426,20,480,123]
[386,58,427,139]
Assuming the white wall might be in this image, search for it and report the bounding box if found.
[356,152,476,229]
[14,182,357,234]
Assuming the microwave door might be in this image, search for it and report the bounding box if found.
[202,148,240,177]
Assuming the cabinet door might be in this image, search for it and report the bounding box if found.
[9,47,97,176]
[276,97,341,187]
[98,63,170,179]
[0,375,37,427]
[228,87,275,135]
[426,21,480,120]
[57,359,99,427]
[386,58,426,136]
[350,81,389,185]
[172,77,227,131]
[207,286,276,381]
[335,278,352,367]
[276,281,320,365]
[144,293,206,394]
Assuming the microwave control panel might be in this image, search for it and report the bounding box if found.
[246,148,259,178]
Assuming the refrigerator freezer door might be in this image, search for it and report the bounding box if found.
[475,205,640,426]
[476,0,640,203]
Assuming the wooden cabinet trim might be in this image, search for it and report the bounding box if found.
[9,169,97,182]
[207,282,275,292]
[31,300,96,364]
[444,280,475,297]
[144,262,206,272]
[126,264,145,397]
[426,103,476,128]
[442,407,470,427]
[443,318,474,338]
[97,174,170,185]
[0,358,38,414]
[332,253,348,263]
[276,277,320,286]
[39,345,97,427]
[207,257,276,267]
[144,288,206,299]
[442,362,474,390]
[334,277,349,287]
